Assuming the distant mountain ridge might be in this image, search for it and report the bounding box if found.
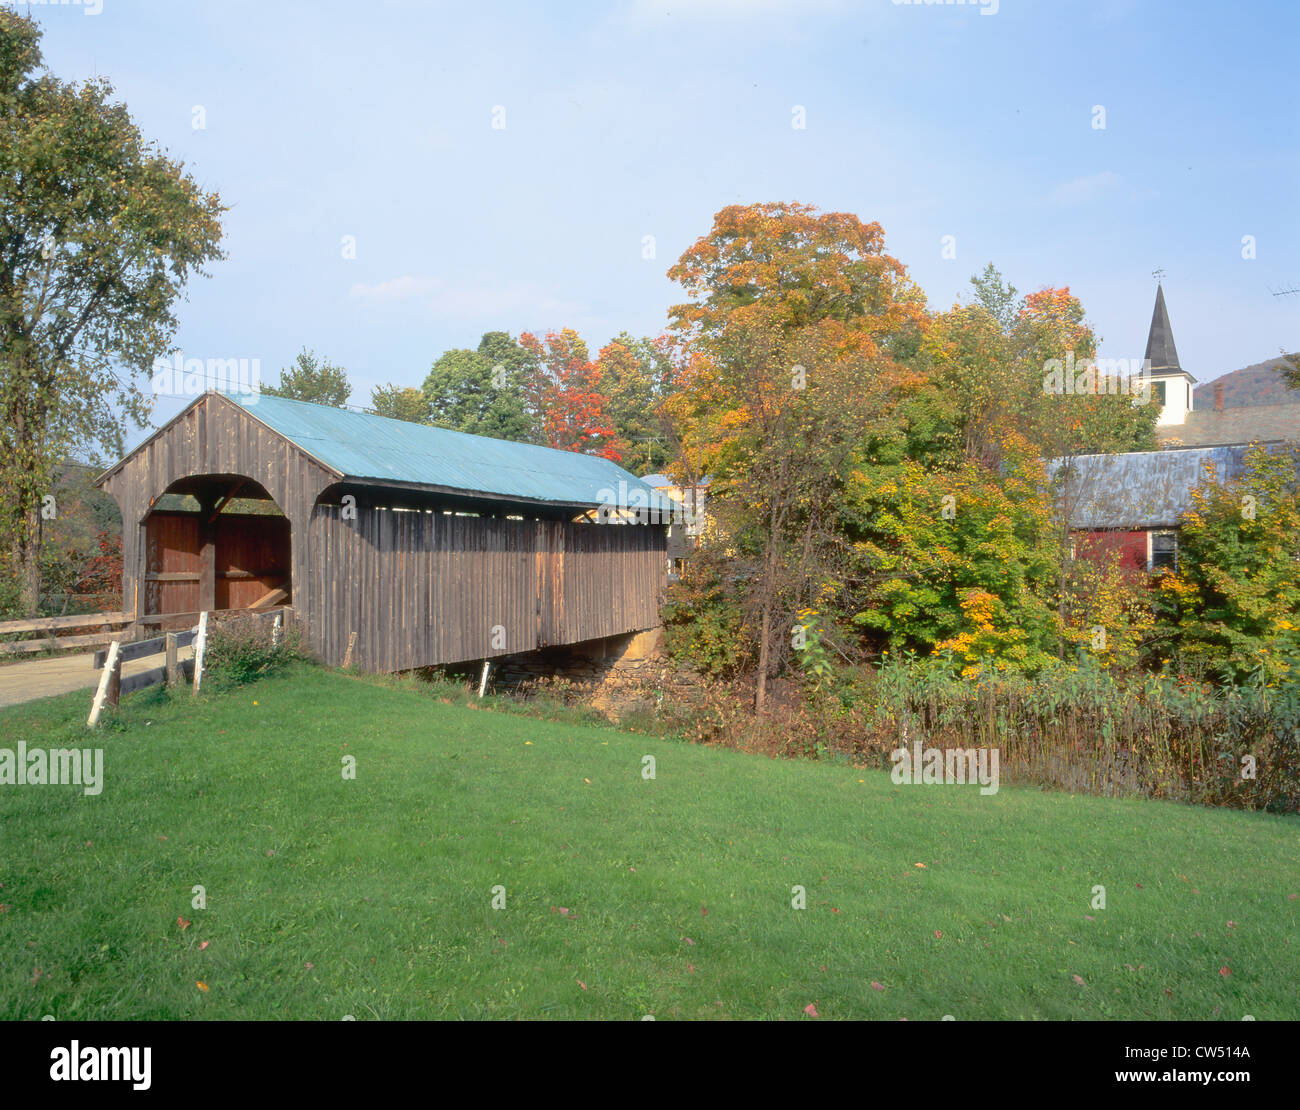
[1194,358,1298,409]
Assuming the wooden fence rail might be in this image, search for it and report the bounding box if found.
[2,602,291,657]
[0,611,133,656]
[87,608,285,726]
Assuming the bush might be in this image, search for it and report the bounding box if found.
[202,614,305,688]
[661,551,755,678]
[647,652,1299,813]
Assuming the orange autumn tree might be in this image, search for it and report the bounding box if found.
[519,329,625,462]
[662,202,927,712]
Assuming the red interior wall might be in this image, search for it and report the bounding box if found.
[144,512,200,619]
[144,511,290,618]
[216,516,291,609]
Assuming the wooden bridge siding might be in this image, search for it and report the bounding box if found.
[100,393,336,624]
[306,507,666,671]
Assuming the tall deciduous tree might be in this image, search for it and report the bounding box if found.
[519,328,624,461]
[262,347,351,407]
[0,12,225,613]
[664,202,926,712]
[594,332,674,474]
[423,331,535,442]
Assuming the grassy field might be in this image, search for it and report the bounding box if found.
[1,664,1296,1020]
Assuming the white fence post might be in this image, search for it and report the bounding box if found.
[192,611,209,697]
[88,640,122,728]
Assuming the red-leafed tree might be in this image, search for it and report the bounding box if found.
[76,530,123,611]
[519,328,626,461]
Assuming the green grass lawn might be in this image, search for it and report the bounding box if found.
[1,664,1296,1020]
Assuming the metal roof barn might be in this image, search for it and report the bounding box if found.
[1046,446,1255,530]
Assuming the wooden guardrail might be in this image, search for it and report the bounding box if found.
[87,608,286,726]
[0,611,133,656]
[0,600,291,657]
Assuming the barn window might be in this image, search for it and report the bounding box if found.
[1150,531,1177,571]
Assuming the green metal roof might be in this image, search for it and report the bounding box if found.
[232,391,677,513]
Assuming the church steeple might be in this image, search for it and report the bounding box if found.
[1144,282,1182,372]
[1141,280,1196,428]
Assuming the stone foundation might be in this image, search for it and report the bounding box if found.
[490,627,701,719]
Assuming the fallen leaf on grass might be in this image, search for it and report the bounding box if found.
[196,981,209,992]
[198,941,209,951]
[1219,966,1231,977]
[871,981,885,991]
[177,917,191,931]
[1072,975,1085,986]
[577,980,587,991]
[803,1003,819,1018]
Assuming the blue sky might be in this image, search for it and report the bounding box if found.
[21,0,1300,448]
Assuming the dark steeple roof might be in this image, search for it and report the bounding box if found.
[1144,283,1183,372]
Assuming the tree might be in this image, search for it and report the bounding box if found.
[0,12,225,614]
[902,268,1159,665]
[519,328,624,461]
[262,347,351,407]
[369,384,430,424]
[920,267,1157,470]
[846,448,1063,676]
[423,331,535,442]
[666,201,926,348]
[1156,443,1300,683]
[421,332,533,444]
[664,202,925,712]
[594,332,674,474]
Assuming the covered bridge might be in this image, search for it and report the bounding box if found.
[96,390,673,672]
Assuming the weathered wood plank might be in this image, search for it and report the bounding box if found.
[0,631,119,657]
[0,611,131,635]
[120,665,167,697]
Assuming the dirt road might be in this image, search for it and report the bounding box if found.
[0,648,193,709]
